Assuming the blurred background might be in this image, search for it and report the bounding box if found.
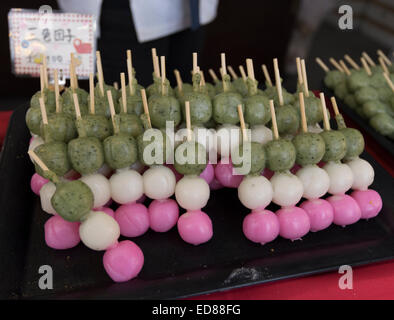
[0,0,393,110]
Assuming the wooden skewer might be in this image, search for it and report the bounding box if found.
[299,92,308,133]
[227,66,238,80]
[209,69,219,82]
[319,92,330,131]
[273,58,284,106]
[54,69,60,113]
[174,69,183,92]
[200,70,206,86]
[269,100,279,140]
[296,57,303,84]
[220,53,227,75]
[330,96,340,116]
[152,48,160,78]
[301,59,309,97]
[71,53,79,88]
[141,89,152,128]
[192,52,198,74]
[96,51,104,96]
[185,101,192,141]
[237,105,248,142]
[339,60,351,76]
[107,90,118,134]
[73,93,82,120]
[239,66,247,82]
[89,73,95,114]
[315,58,330,73]
[120,73,127,113]
[329,58,344,73]
[261,64,272,87]
[383,72,394,92]
[362,52,376,66]
[39,97,48,125]
[40,65,45,95]
[377,49,392,66]
[360,57,372,76]
[28,150,49,172]
[43,55,48,88]
[344,54,360,70]
[246,59,255,81]
[378,57,389,75]
[160,56,166,95]
[127,58,134,95]
[69,61,75,90]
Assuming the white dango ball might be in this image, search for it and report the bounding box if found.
[40,181,56,214]
[110,169,144,204]
[270,172,304,207]
[296,165,330,199]
[80,173,111,208]
[143,166,176,200]
[79,211,120,251]
[346,158,374,191]
[238,175,273,210]
[215,125,241,157]
[28,136,44,162]
[324,162,354,195]
[175,176,210,211]
[250,125,273,145]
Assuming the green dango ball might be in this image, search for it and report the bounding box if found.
[275,105,300,135]
[203,83,217,99]
[320,130,347,162]
[174,140,207,175]
[292,132,325,166]
[233,141,266,175]
[232,78,249,96]
[81,114,111,140]
[340,128,364,161]
[68,137,104,175]
[40,113,77,143]
[355,87,379,105]
[213,92,243,125]
[362,101,389,118]
[265,139,296,172]
[94,83,119,101]
[347,70,369,92]
[293,95,323,125]
[30,89,56,111]
[369,113,394,139]
[34,142,71,177]
[51,180,94,222]
[26,107,43,135]
[137,129,168,166]
[181,91,212,125]
[113,113,143,137]
[244,94,270,126]
[103,134,138,169]
[377,86,392,105]
[147,81,175,97]
[175,83,193,99]
[334,82,348,100]
[62,87,89,108]
[215,81,236,94]
[118,95,143,116]
[148,95,181,128]
[272,89,295,106]
[324,70,346,88]
[344,94,357,109]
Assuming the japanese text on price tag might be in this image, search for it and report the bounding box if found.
[8,7,96,79]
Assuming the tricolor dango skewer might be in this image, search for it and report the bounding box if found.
[266,100,310,240]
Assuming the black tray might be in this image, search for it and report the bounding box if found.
[1,104,394,300]
[322,87,394,158]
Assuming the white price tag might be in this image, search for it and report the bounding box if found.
[8,8,96,79]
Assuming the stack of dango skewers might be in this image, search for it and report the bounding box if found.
[316,51,394,139]
[26,50,383,283]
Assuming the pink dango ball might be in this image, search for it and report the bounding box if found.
[115,203,149,237]
[327,194,361,227]
[94,206,115,219]
[276,206,310,241]
[103,240,144,282]
[209,177,224,190]
[177,210,213,245]
[44,215,80,250]
[31,173,49,195]
[199,163,215,185]
[214,159,243,188]
[242,209,279,245]
[300,199,334,232]
[148,199,179,232]
[351,189,382,220]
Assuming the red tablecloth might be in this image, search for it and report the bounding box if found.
[1,108,393,300]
